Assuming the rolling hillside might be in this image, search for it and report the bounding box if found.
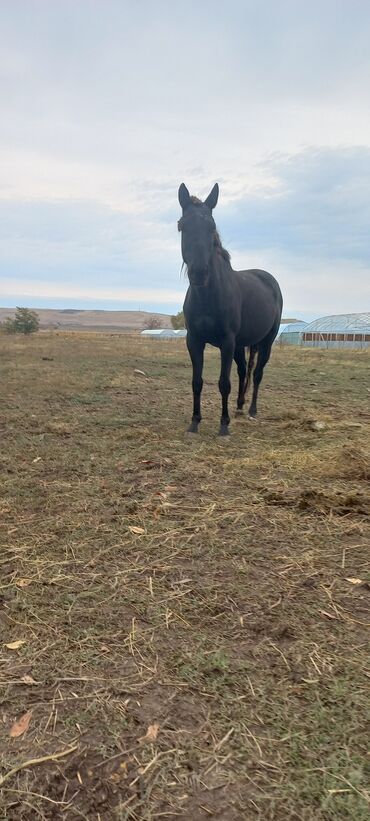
[0,308,171,332]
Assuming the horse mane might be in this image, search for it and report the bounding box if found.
[213,230,231,262]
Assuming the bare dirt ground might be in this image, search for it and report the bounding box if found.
[1,333,369,820]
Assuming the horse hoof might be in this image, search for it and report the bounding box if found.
[186,430,198,440]
[218,427,230,438]
[235,409,244,417]
[248,415,257,422]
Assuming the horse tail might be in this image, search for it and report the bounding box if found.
[245,346,257,394]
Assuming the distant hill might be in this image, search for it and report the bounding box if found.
[0,308,303,333]
[0,308,171,332]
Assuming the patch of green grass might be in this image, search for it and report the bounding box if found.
[175,647,232,684]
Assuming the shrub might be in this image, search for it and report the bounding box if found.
[170,310,185,329]
[4,307,40,335]
[143,315,162,330]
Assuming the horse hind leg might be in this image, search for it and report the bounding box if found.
[248,343,272,419]
[245,346,257,398]
[235,345,257,415]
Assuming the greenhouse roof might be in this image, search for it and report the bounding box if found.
[304,313,370,334]
[141,328,175,336]
[280,321,308,334]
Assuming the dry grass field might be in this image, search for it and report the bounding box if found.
[1,332,369,820]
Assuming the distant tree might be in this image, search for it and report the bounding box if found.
[170,310,185,329]
[143,315,163,330]
[4,307,40,335]
[2,318,16,334]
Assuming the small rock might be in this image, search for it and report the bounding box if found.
[310,420,326,431]
[134,369,146,377]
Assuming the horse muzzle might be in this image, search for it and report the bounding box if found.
[188,266,209,287]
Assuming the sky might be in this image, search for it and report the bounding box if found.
[1,0,370,319]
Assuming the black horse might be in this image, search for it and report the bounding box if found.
[178,183,283,436]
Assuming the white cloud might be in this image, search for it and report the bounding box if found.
[1,1,370,312]
[0,277,186,305]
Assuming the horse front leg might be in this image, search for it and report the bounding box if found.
[186,334,205,434]
[218,336,235,436]
[234,346,247,415]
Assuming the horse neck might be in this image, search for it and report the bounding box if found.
[189,250,231,308]
[207,250,231,295]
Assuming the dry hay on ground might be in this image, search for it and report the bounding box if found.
[0,334,369,820]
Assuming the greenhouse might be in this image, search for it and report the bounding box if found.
[140,329,187,339]
[278,321,308,345]
[141,329,176,338]
[302,313,370,349]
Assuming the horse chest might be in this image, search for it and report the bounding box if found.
[184,280,241,344]
[190,312,226,343]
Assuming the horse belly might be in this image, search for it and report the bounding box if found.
[237,325,272,347]
[238,294,280,346]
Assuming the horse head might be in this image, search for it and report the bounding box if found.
[178,183,219,286]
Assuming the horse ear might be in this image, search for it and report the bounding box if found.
[204,183,219,211]
[178,183,191,210]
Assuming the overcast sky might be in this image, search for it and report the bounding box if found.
[1,0,370,318]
